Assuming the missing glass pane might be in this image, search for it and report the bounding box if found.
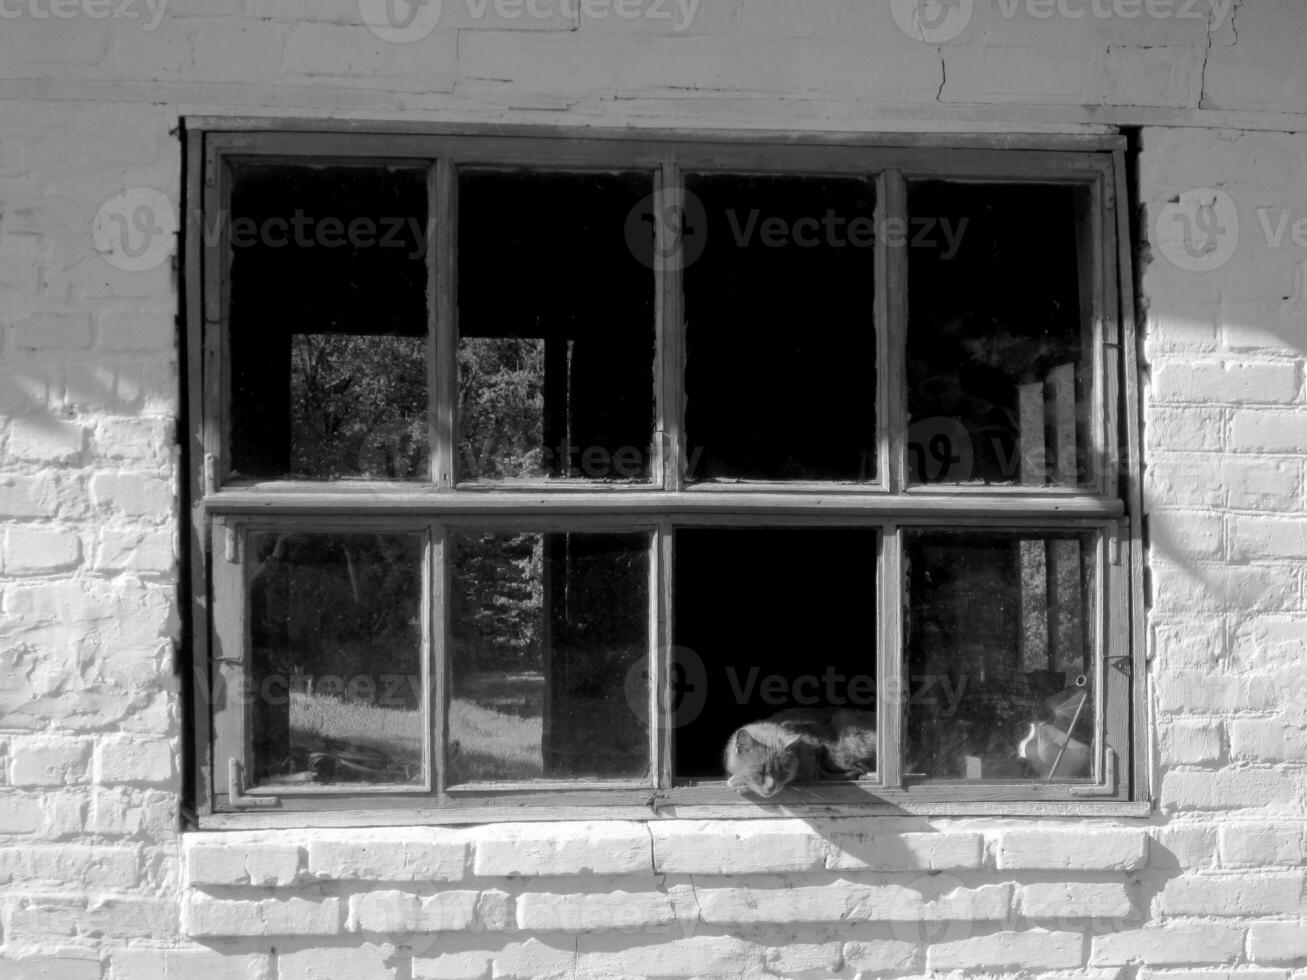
[907,182,1093,487]
[457,171,656,482]
[228,165,429,480]
[684,174,878,483]
[247,531,425,787]
[449,530,651,782]
[673,528,879,782]
[903,529,1098,782]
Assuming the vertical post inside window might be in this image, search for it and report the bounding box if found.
[878,524,903,788]
[658,162,686,491]
[880,170,908,493]
[432,159,457,488]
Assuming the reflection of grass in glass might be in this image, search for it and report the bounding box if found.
[290,691,423,778]
[449,697,542,783]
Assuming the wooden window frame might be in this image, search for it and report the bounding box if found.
[184,121,1148,827]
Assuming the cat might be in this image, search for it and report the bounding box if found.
[724,707,878,798]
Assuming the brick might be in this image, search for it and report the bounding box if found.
[306,833,468,882]
[1091,924,1246,967]
[0,475,59,519]
[695,876,1011,925]
[1162,768,1303,811]
[3,526,82,573]
[1152,361,1301,404]
[472,822,649,877]
[0,951,103,980]
[109,948,272,980]
[1149,824,1220,871]
[1249,921,1307,965]
[7,417,85,463]
[1159,873,1305,916]
[97,309,175,351]
[1160,719,1226,766]
[996,829,1149,871]
[8,735,92,786]
[93,527,175,574]
[1149,509,1226,559]
[186,843,302,887]
[824,830,985,872]
[94,736,176,785]
[1219,824,1307,866]
[88,472,174,519]
[1234,616,1307,669]
[183,896,343,937]
[0,792,44,833]
[12,312,92,349]
[347,889,481,933]
[1017,882,1136,921]
[412,947,494,980]
[651,819,827,874]
[1156,672,1276,713]
[1146,406,1225,452]
[1231,518,1307,561]
[515,889,674,932]
[841,936,920,975]
[927,929,1085,972]
[574,935,766,980]
[1230,719,1307,763]
[1229,410,1307,453]
[1223,457,1303,511]
[279,945,394,980]
[0,844,140,889]
[491,938,580,979]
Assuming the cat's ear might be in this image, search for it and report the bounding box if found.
[733,728,758,753]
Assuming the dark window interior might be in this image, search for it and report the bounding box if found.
[673,528,878,779]
[907,182,1091,486]
[684,174,878,483]
[457,170,655,482]
[228,165,429,480]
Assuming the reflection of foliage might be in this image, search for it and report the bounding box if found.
[290,334,427,479]
[250,533,423,688]
[458,337,544,480]
[452,532,544,675]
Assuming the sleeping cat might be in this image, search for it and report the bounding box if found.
[724,707,878,798]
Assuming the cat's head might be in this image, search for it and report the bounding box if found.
[724,727,801,798]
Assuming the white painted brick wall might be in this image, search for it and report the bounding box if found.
[1,3,1305,978]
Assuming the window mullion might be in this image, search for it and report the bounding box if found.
[877,524,904,789]
[431,523,450,795]
[652,523,674,790]
[658,160,686,491]
[879,169,908,494]
[431,158,457,487]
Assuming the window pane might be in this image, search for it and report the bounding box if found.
[247,531,425,787]
[907,182,1093,486]
[450,530,651,782]
[457,171,655,482]
[673,528,878,782]
[684,174,878,483]
[904,529,1098,782]
[229,165,429,480]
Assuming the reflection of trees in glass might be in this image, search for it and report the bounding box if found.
[458,337,544,480]
[290,334,427,479]
[452,531,544,676]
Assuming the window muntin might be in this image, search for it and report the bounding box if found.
[195,132,1137,818]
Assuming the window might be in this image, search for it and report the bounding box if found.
[186,125,1143,822]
